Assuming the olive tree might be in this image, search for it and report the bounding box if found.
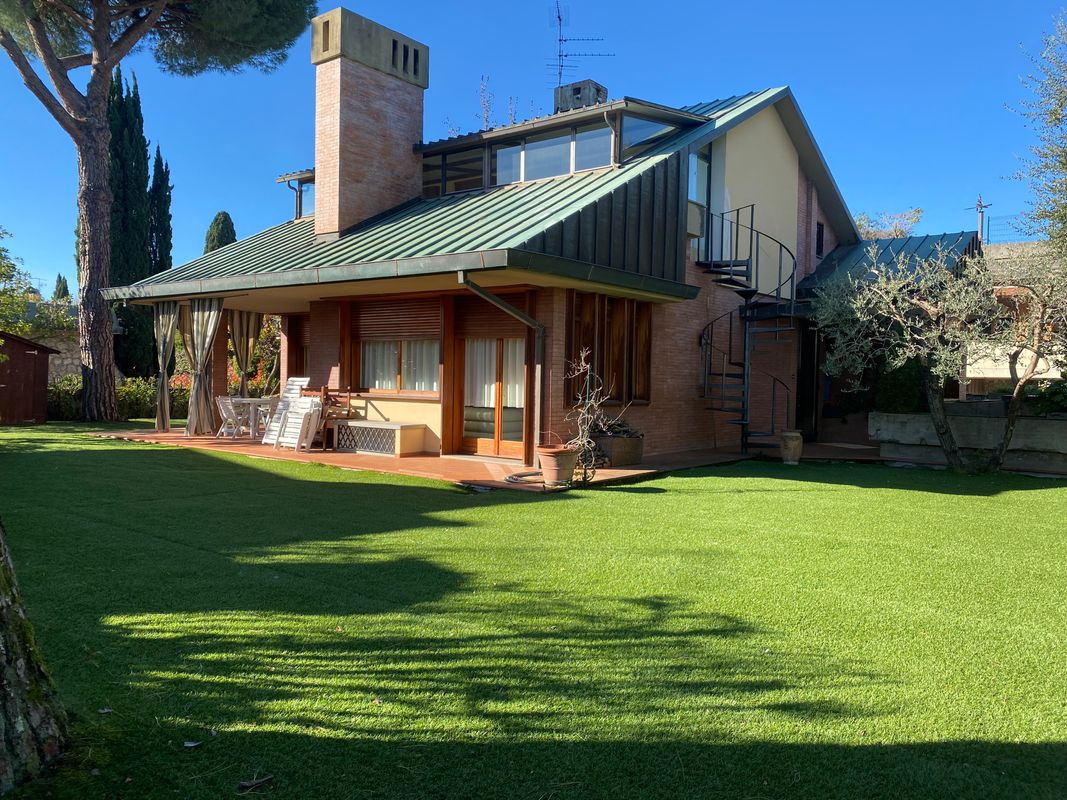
[813,247,1008,473]
[0,0,314,419]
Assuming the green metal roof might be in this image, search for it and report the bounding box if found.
[106,87,839,302]
[796,231,980,296]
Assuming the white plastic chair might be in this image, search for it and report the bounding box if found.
[215,396,248,438]
[262,377,310,446]
[274,396,321,451]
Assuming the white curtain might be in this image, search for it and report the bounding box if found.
[185,297,224,436]
[401,340,440,392]
[361,341,398,390]
[228,310,263,397]
[152,301,179,432]
[464,338,496,408]
[501,338,525,408]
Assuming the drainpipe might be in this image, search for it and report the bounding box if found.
[458,271,545,466]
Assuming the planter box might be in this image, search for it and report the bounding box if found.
[594,435,644,467]
[868,410,1067,473]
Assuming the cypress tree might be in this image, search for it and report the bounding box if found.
[109,68,154,378]
[148,147,173,275]
[204,211,237,253]
[52,274,69,301]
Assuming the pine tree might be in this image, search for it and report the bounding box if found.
[148,146,173,275]
[109,68,154,378]
[204,211,237,253]
[0,0,314,421]
[52,274,69,301]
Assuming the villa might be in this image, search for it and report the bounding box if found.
[104,6,977,466]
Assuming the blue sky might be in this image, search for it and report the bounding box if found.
[0,0,1062,294]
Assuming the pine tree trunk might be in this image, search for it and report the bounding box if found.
[76,119,118,421]
[921,367,970,473]
[0,519,66,794]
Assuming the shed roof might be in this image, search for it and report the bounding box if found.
[0,331,60,354]
[797,231,980,296]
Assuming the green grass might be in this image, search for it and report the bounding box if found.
[1,423,1065,799]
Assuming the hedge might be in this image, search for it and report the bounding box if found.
[48,376,190,421]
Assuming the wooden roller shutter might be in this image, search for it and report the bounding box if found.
[286,314,310,345]
[352,298,442,340]
[455,293,531,339]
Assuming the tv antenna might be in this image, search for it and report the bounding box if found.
[968,194,992,241]
[550,2,614,87]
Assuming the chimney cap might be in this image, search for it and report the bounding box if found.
[311,7,429,90]
[554,79,608,114]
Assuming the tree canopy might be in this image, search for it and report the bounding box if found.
[204,211,237,253]
[52,273,69,301]
[854,208,924,240]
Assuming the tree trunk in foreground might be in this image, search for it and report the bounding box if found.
[0,518,66,794]
[76,120,118,421]
[921,368,970,473]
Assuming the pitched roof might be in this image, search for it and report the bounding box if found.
[0,331,60,354]
[106,87,858,301]
[797,231,980,296]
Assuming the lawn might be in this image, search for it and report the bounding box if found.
[1,424,1065,799]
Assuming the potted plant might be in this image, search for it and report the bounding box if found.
[536,437,580,488]
[779,430,803,465]
[591,414,644,467]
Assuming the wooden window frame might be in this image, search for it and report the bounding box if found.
[355,338,441,399]
[566,290,652,406]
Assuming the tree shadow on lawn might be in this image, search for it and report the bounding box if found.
[3,433,1064,798]
[27,585,1066,800]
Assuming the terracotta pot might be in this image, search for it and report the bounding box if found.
[779,430,803,465]
[536,445,580,488]
[593,435,644,467]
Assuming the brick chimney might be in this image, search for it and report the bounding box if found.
[311,8,429,241]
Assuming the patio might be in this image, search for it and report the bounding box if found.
[93,428,883,491]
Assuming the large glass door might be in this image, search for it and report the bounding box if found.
[461,337,525,458]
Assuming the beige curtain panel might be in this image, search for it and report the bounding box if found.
[229,310,263,397]
[152,301,179,432]
[185,297,225,436]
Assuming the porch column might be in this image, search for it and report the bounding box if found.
[185,297,225,436]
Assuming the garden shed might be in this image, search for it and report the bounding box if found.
[0,331,58,424]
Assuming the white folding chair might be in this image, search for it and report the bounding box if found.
[274,397,321,451]
[262,378,309,446]
[215,396,247,439]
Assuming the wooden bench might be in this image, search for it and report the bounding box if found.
[330,419,427,456]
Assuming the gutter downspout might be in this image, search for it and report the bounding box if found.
[458,271,545,466]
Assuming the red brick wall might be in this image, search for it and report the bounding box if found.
[279,315,291,387]
[542,252,801,457]
[315,57,424,238]
[308,301,342,389]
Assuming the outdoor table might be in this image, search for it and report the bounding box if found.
[230,397,274,439]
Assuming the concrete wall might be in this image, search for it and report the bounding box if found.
[869,410,1067,473]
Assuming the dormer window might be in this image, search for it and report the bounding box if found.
[423,121,613,198]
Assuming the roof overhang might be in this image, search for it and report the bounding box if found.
[102,248,698,310]
[417,97,708,155]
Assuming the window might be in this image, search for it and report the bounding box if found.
[436,122,614,194]
[688,148,711,260]
[621,114,678,160]
[815,222,825,258]
[523,129,571,181]
[422,153,443,198]
[361,339,439,393]
[568,291,652,404]
[574,123,612,171]
[443,148,484,193]
[491,142,521,186]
